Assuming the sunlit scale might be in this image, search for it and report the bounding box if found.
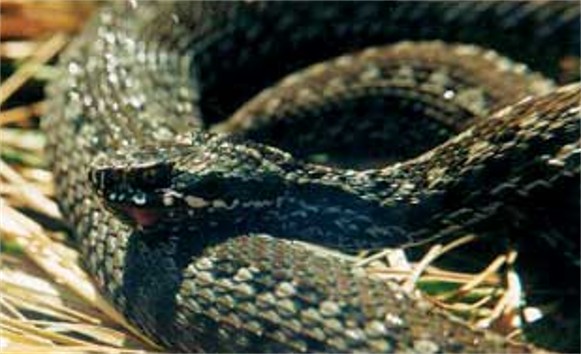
[44,1,580,352]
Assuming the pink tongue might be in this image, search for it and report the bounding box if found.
[122,206,160,227]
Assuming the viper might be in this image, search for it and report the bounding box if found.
[44,1,580,352]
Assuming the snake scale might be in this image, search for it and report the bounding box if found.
[44,1,580,352]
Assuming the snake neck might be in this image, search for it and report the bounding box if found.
[91,82,581,256]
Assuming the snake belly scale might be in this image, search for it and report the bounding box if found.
[44,1,580,352]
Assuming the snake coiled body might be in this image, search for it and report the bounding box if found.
[44,2,580,352]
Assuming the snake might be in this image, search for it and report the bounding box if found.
[43,1,580,352]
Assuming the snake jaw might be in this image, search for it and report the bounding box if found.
[89,152,183,229]
[91,183,170,228]
[119,206,161,227]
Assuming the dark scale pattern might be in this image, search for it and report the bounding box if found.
[215,41,554,167]
[43,1,580,352]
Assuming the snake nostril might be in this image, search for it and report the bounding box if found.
[88,168,113,194]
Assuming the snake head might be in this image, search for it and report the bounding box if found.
[89,140,194,228]
[88,133,296,231]
[88,133,417,249]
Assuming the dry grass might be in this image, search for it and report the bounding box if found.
[1,1,160,352]
[0,1,532,352]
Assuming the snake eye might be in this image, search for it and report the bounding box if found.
[142,168,158,182]
[134,163,173,190]
[197,178,222,199]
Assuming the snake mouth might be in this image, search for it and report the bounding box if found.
[98,190,167,228]
[118,206,162,227]
[102,186,232,232]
